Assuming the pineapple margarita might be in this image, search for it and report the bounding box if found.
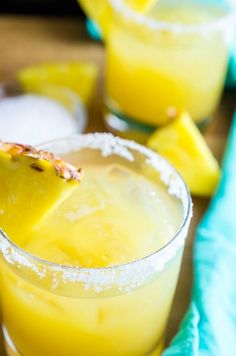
[80,0,236,138]
[0,134,192,356]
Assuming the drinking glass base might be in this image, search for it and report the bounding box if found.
[104,107,156,143]
[104,106,211,143]
[3,325,21,356]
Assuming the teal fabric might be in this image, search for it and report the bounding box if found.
[86,20,102,42]
[226,48,236,88]
[163,112,236,356]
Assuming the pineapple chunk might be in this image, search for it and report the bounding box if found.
[18,62,97,105]
[147,112,220,197]
[0,142,82,241]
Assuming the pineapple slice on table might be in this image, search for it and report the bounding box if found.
[0,141,82,242]
[18,62,97,105]
[147,112,220,197]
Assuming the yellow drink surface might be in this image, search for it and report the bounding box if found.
[106,4,229,125]
[22,164,181,267]
[1,162,183,356]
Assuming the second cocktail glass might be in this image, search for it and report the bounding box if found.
[103,0,236,139]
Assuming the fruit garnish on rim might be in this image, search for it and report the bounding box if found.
[79,0,158,37]
[0,141,82,242]
[124,0,157,12]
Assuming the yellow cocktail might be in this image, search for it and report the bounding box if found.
[0,134,192,355]
[79,0,235,138]
[106,1,234,130]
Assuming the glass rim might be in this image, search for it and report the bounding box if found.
[0,133,192,291]
[109,0,236,34]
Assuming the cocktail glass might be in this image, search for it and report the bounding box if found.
[0,133,192,356]
[81,0,236,141]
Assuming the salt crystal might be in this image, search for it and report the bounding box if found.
[0,94,86,145]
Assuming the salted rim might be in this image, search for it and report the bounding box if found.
[109,0,236,35]
[0,133,192,293]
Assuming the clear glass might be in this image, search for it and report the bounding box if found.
[0,134,192,356]
[104,0,236,140]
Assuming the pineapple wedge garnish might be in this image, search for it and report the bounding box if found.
[0,141,82,241]
[125,0,157,12]
[79,0,158,37]
[147,112,220,197]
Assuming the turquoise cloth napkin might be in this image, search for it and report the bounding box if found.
[226,48,236,88]
[86,20,102,42]
[163,112,236,356]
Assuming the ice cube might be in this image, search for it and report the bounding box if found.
[99,164,135,205]
[105,164,132,180]
[63,176,111,223]
[103,164,162,214]
[65,201,105,222]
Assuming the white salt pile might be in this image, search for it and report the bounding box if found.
[0,94,86,145]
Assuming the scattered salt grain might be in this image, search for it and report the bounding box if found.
[0,94,86,145]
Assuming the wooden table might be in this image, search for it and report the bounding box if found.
[0,15,235,356]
